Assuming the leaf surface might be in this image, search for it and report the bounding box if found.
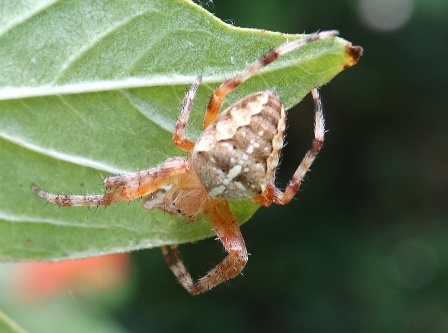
[0,310,28,333]
[0,0,362,260]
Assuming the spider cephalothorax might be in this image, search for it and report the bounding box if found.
[33,30,340,295]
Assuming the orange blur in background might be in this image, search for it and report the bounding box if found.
[10,254,130,302]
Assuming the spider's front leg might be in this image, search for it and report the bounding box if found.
[254,88,325,206]
[32,157,189,207]
[162,199,247,295]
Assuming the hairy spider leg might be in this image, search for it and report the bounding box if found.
[203,30,338,129]
[31,157,189,207]
[162,199,247,295]
[173,76,203,153]
[253,88,325,207]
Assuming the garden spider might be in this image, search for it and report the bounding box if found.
[32,30,336,295]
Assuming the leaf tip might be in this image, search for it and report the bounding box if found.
[344,44,364,69]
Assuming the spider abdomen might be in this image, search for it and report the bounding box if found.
[192,91,286,200]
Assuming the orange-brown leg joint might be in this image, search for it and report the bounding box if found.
[182,199,248,294]
[203,79,239,129]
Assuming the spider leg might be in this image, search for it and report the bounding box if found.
[103,157,187,189]
[32,157,188,207]
[254,88,325,206]
[202,30,338,129]
[162,199,247,295]
[161,245,194,289]
[173,76,202,153]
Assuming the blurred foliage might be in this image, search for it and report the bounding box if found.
[2,0,448,332]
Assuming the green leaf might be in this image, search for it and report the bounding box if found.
[0,0,362,260]
[0,310,28,333]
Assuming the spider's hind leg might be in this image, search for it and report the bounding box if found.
[202,30,338,128]
[173,76,202,153]
[254,88,325,206]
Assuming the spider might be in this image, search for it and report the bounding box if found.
[32,30,336,295]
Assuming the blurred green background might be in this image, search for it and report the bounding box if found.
[3,0,448,332]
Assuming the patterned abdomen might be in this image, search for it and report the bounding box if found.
[192,91,286,199]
